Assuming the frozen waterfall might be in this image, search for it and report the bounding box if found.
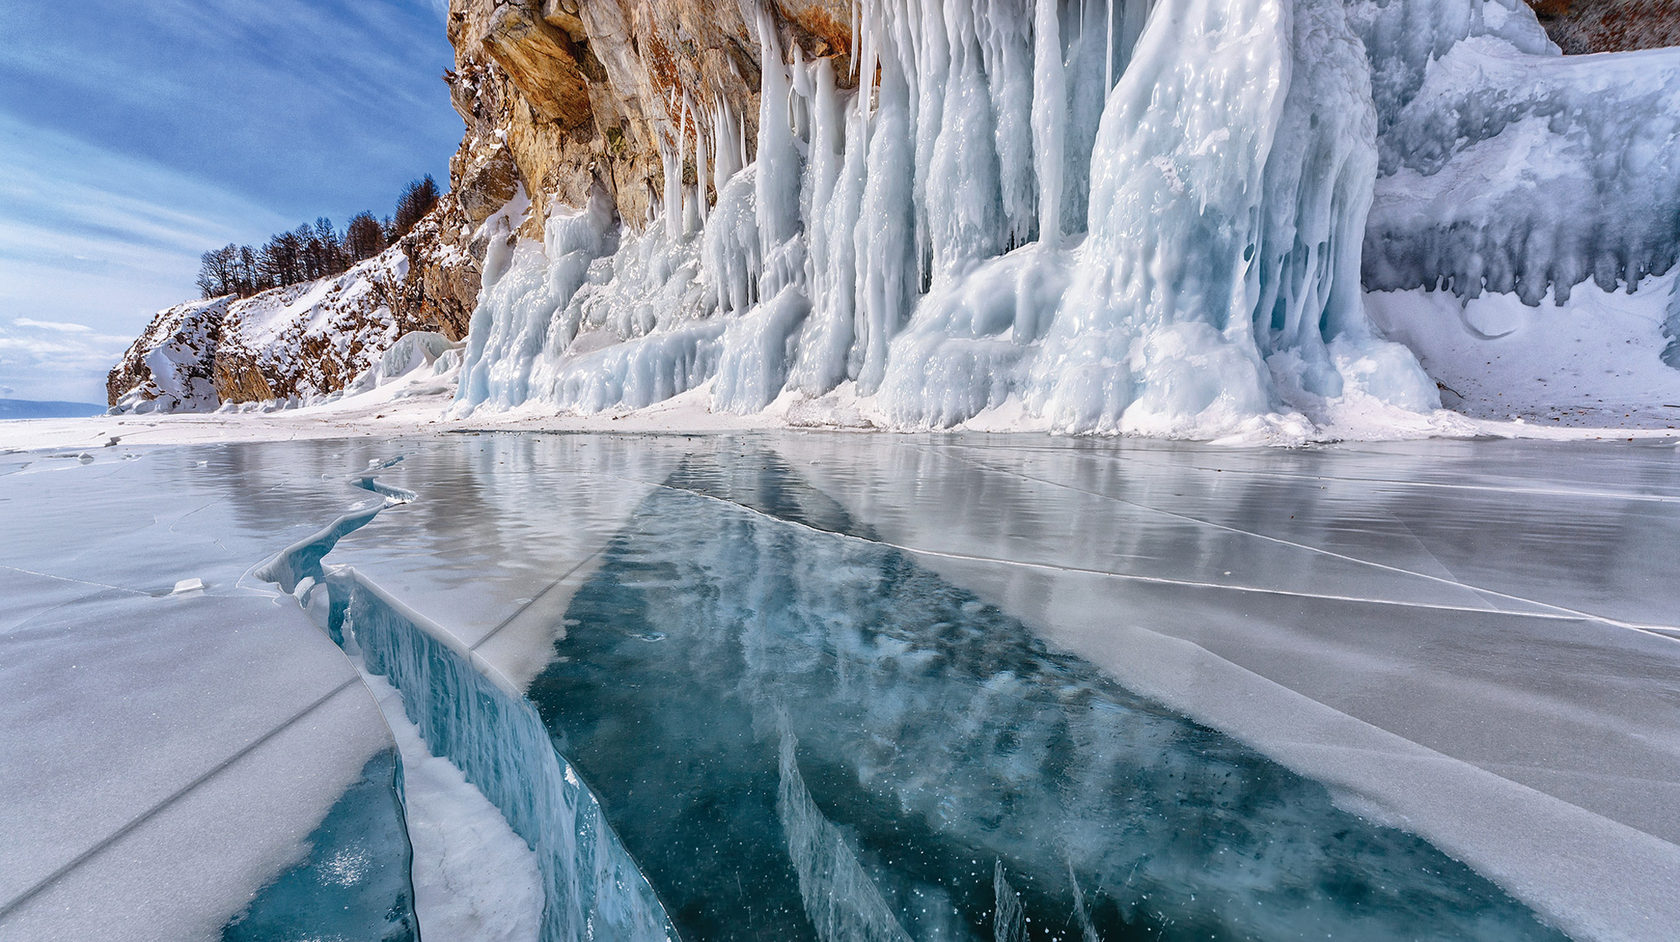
[450,0,1676,435]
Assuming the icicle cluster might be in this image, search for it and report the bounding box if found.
[454,0,1467,434]
[1352,0,1680,306]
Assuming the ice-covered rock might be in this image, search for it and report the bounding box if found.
[453,0,1463,436]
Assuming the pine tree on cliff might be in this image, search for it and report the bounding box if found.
[390,174,440,242]
[195,245,239,299]
[261,230,305,287]
[313,217,347,275]
[345,212,386,262]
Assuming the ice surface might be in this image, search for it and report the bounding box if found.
[281,431,1680,940]
[0,446,418,941]
[526,456,1562,940]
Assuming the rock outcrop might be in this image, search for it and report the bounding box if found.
[442,0,853,231]
[107,210,478,410]
[1526,0,1680,53]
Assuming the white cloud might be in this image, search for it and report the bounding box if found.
[12,317,93,333]
[0,315,136,403]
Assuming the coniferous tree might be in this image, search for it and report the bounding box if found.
[345,212,386,262]
[237,245,262,296]
[391,174,441,241]
[314,217,345,275]
[261,231,305,287]
[196,245,239,298]
[190,171,439,297]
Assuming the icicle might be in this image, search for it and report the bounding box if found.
[454,0,1443,435]
[660,129,684,242]
[1032,0,1066,247]
[754,2,802,253]
[695,96,710,227]
[1104,0,1114,91]
[712,96,742,193]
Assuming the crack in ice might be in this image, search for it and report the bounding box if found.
[934,446,1680,639]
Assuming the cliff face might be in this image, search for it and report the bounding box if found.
[108,0,1677,413]
[1526,0,1680,53]
[442,0,853,232]
[107,209,479,409]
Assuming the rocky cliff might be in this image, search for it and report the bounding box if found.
[1527,0,1680,53]
[107,207,478,410]
[442,0,853,233]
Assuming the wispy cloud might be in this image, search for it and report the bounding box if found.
[0,316,135,402]
[13,318,94,333]
[0,0,460,222]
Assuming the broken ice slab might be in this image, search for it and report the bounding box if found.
[312,431,1680,940]
[0,447,418,941]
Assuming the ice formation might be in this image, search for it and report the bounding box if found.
[442,0,1680,434]
[450,0,1468,435]
[1358,4,1680,305]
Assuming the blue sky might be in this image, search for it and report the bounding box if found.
[0,0,461,403]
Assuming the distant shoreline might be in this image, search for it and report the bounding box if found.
[0,398,107,421]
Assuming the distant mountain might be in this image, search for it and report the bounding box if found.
[0,398,108,420]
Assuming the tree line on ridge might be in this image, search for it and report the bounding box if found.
[195,175,441,300]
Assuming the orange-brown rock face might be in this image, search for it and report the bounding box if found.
[1526,0,1680,53]
[444,0,854,228]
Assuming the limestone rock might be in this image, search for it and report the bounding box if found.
[442,0,854,229]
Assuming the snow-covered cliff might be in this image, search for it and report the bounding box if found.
[107,209,478,411]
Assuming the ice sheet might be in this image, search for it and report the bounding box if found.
[0,446,418,941]
[292,431,1680,940]
[7,432,1677,940]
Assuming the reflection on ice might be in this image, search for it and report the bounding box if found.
[526,452,1564,940]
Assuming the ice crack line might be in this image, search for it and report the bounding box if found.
[0,564,150,598]
[0,679,361,922]
[1082,452,1680,505]
[934,446,1680,641]
[643,482,1639,628]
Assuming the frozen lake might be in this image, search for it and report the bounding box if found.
[2,432,1677,940]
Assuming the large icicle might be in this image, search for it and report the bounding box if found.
[1024,0,1434,434]
[453,0,1680,436]
[1025,0,1292,433]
